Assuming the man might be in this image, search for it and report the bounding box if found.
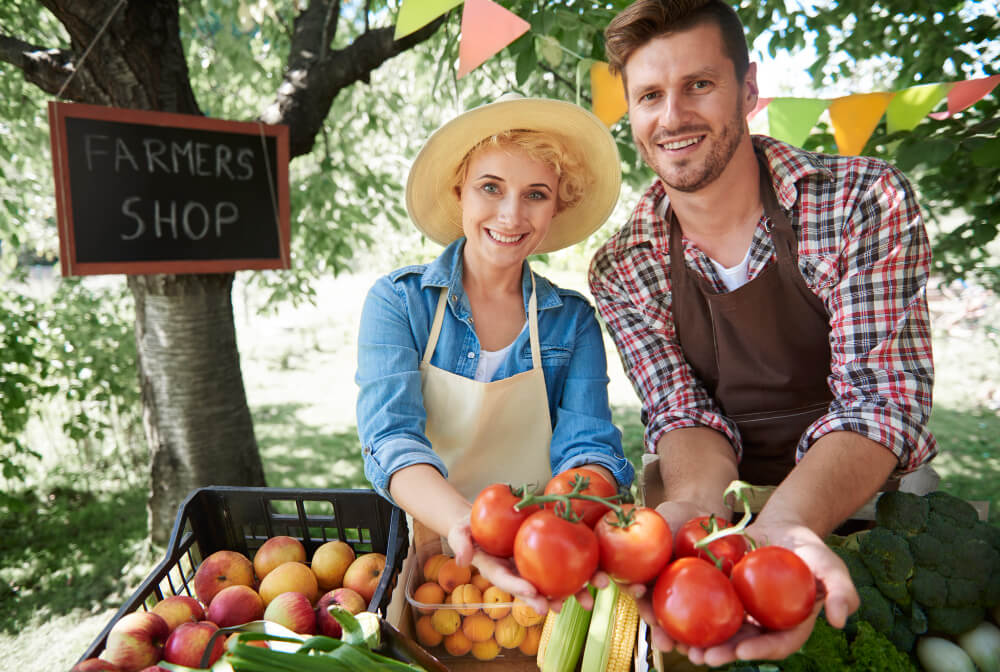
[589,0,938,664]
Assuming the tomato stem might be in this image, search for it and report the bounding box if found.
[513,474,625,523]
[693,480,759,554]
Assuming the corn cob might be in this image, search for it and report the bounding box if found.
[580,582,640,672]
[536,593,594,672]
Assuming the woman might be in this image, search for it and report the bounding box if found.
[356,95,633,612]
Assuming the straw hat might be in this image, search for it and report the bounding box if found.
[405,95,622,253]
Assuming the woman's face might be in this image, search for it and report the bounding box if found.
[457,146,559,275]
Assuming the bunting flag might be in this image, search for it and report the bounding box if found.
[766,98,830,147]
[394,0,462,40]
[457,0,530,79]
[749,97,773,121]
[929,74,1000,119]
[886,83,949,132]
[828,92,894,155]
[590,62,628,127]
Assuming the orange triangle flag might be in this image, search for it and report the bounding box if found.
[590,62,628,127]
[828,92,894,155]
[457,0,530,79]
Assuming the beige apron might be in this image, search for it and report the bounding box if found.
[419,275,554,500]
[385,276,554,628]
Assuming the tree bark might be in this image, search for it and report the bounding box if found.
[4,0,442,543]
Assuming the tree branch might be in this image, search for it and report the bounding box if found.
[0,33,96,100]
[261,6,446,159]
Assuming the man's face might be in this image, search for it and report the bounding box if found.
[624,22,757,193]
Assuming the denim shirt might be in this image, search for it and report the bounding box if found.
[356,239,634,504]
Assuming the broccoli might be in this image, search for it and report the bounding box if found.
[946,577,981,608]
[926,491,979,528]
[875,491,929,536]
[776,617,852,672]
[949,536,1000,584]
[907,602,927,636]
[888,619,917,653]
[925,604,987,636]
[910,566,946,607]
[924,511,961,546]
[974,519,1000,554]
[860,527,914,606]
[907,532,946,570]
[831,545,874,588]
[850,621,919,672]
[857,585,895,635]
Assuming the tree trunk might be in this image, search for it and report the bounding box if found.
[130,274,265,544]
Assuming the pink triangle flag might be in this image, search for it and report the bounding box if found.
[928,74,1000,120]
[457,0,530,79]
[748,97,772,121]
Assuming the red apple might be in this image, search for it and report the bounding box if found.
[71,659,121,671]
[341,552,386,605]
[193,550,254,605]
[150,595,204,633]
[263,591,316,635]
[162,621,225,668]
[253,535,306,580]
[315,587,366,638]
[207,584,265,627]
[99,611,169,672]
[311,540,355,591]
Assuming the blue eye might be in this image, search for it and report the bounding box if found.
[481,183,500,194]
[526,190,549,200]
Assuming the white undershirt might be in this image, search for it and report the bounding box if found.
[475,341,517,382]
[709,247,752,291]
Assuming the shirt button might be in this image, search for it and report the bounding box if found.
[467,352,475,359]
[451,294,457,302]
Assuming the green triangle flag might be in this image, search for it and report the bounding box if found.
[394,0,463,40]
[886,83,950,132]
[766,98,831,147]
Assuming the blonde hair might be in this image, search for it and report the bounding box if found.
[452,130,589,213]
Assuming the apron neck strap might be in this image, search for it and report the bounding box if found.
[423,273,542,369]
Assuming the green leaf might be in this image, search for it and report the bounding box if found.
[515,42,538,86]
[971,137,1000,167]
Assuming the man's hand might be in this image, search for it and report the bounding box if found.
[679,519,856,666]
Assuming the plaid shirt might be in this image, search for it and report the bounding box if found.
[589,135,937,474]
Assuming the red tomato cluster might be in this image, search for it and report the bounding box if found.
[470,471,817,648]
[653,526,817,648]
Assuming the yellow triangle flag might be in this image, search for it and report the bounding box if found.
[886,83,949,132]
[590,62,628,127]
[394,0,462,40]
[828,92,894,155]
[457,0,530,78]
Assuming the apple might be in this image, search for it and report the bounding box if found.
[311,540,355,591]
[150,595,204,633]
[257,561,318,606]
[70,659,121,671]
[207,584,265,627]
[162,621,225,668]
[253,535,306,580]
[315,587,366,638]
[99,611,169,672]
[341,552,386,605]
[193,550,255,605]
[263,591,316,635]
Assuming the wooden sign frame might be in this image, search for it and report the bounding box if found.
[48,101,291,276]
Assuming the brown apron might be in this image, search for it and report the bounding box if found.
[668,155,833,486]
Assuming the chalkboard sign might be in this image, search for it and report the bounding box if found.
[48,102,290,276]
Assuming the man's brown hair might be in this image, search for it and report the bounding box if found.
[605,0,750,84]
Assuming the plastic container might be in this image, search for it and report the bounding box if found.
[402,549,542,663]
[78,486,409,663]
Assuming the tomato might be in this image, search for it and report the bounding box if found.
[673,515,748,576]
[730,545,817,631]
[469,483,540,557]
[651,557,744,648]
[543,467,618,527]
[594,504,673,584]
[513,509,599,599]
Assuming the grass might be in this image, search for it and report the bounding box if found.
[3,270,999,670]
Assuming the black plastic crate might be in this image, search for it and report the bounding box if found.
[79,486,408,663]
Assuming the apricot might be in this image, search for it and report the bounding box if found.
[422,554,450,583]
[436,559,472,593]
[470,573,491,592]
[494,613,526,649]
[461,612,495,643]
[412,581,445,614]
[519,623,543,656]
[482,585,512,620]
[414,614,443,647]
[450,583,483,616]
[430,608,461,636]
[471,638,500,661]
[443,630,472,657]
[511,597,545,627]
